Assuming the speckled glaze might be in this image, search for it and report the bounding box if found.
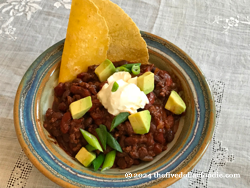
[14,31,215,188]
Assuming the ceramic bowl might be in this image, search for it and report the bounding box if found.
[14,31,215,187]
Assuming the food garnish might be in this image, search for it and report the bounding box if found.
[111,81,119,92]
[95,59,116,82]
[106,132,122,153]
[92,153,105,171]
[75,147,96,167]
[80,129,103,152]
[128,110,151,134]
[95,125,108,150]
[131,64,140,75]
[137,72,155,94]
[115,66,130,73]
[165,90,186,115]
[69,96,92,119]
[101,150,116,172]
[115,63,141,74]
[97,71,149,116]
[110,112,130,131]
[120,63,141,70]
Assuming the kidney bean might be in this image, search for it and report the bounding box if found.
[141,155,154,161]
[73,95,81,101]
[154,132,165,144]
[125,136,138,146]
[77,72,98,82]
[72,78,83,84]
[162,145,168,151]
[62,133,70,143]
[119,135,126,148]
[165,115,174,129]
[113,60,128,67]
[140,64,154,73]
[124,121,134,135]
[60,111,71,134]
[67,96,73,105]
[148,150,156,157]
[149,123,156,133]
[51,112,63,122]
[125,156,134,168]
[89,85,97,95]
[54,83,65,97]
[62,90,71,101]
[58,102,67,112]
[116,157,127,169]
[63,82,71,90]
[124,146,132,153]
[79,82,89,88]
[117,152,127,158]
[72,143,82,153]
[45,108,53,119]
[138,147,148,160]
[147,92,155,104]
[133,159,140,165]
[70,85,91,98]
[87,65,98,73]
[165,129,174,143]
[145,133,154,146]
[88,97,102,112]
[153,143,162,155]
[52,98,60,112]
[51,129,61,137]
[129,150,139,159]
[84,117,93,126]
[172,120,179,134]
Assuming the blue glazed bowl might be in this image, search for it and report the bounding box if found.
[14,31,215,187]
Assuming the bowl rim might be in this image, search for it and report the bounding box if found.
[14,31,215,188]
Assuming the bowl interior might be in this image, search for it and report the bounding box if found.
[38,48,194,174]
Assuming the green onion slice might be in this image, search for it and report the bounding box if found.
[101,150,116,172]
[131,64,140,75]
[115,67,130,72]
[111,81,119,92]
[80,129,103,152]
[96,125,108,150]
[106,132,122,153]
[92,154,105,171]
[120,63,141,70]
[110,112,130,131]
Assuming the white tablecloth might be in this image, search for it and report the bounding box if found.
[0,0,249,187]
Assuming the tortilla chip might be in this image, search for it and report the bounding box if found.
[91,0,149,64]
[58,0,110,83]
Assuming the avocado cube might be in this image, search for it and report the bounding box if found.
[165,90,186,114]
[95,59,116,82]
[128,110,151,134]
[69,96,92,119]
[137,72,154,94]
[75,147,96,167]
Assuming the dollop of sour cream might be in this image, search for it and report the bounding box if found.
[97,72,149,116]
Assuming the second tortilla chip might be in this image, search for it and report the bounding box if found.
[91,0,149,64]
